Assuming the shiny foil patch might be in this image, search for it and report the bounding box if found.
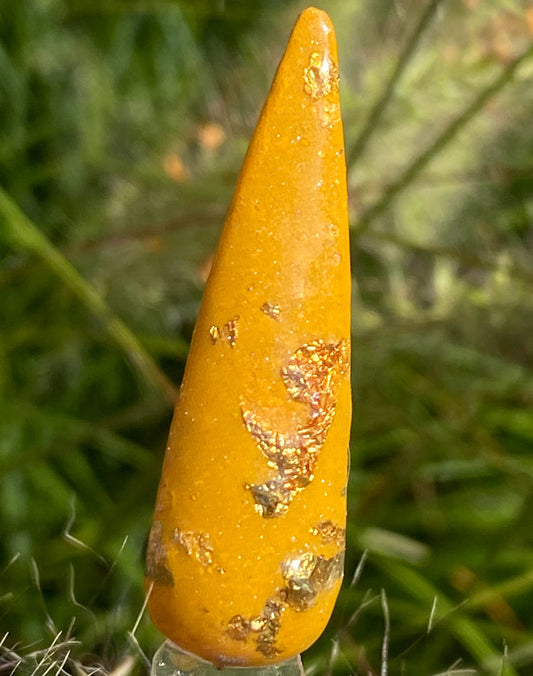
[227,597,284,659]
[310,520,346,548]
[242,339,349,517]
[260,302,281,320]
[173,527,215,568]
[209,315,240,347]
[303,51,339,99]
[280,551,344,611]
[226,551,344,657]
[146,520,174,587]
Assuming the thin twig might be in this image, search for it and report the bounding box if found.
[63,497,107,564]
[130,582,153,640]
[350,549,368,588]
[347,0,445,169]
[353,40,533,237]
[380,589,390,676]
[427,595,439,634]
[324,638,339,676]
[0,187,178,405]
[347,590,381,628]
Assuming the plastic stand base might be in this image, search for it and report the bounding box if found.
[151,640,304,675]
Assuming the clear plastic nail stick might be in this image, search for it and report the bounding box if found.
[151,640,304,676]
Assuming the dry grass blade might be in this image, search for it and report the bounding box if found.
[353,39,533,236]
[346,0,445,169]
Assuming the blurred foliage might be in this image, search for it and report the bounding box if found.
[2,0,533,674]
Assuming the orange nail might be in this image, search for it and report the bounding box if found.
[146,6,351,668]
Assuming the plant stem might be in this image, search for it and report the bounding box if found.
[346,0,445,170]
[353,40,533,237]
[0,187,178,405]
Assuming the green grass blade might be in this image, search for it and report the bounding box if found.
[0,186,178,405]
[377,559,520,675]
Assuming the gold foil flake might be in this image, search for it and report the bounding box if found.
[145,520,174,587]
[282,552,319,580]
[303,52,339,100]
[226,551,345,655]
[310,520,346,548]
[209,315,240,347]
[320,102,340,129]
[226,597,284,658]
[280,553,318,611]
[226,615,251,642]
[280,552,344,612]
[261,302,281,320]
[225,316,239,347]
[250,617,267,632]
[281,340,349,409]
[311,552,344,589]
[173,527,214,567]
[255,598,284,658]
[248,479,293,518]
[209,325,221,343]
[242,339,349,517]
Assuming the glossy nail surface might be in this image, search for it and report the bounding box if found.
[146,6,351,667]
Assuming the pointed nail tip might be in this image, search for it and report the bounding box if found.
[296,6,335,38]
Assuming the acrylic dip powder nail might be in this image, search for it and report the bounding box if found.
[146,6,351,669]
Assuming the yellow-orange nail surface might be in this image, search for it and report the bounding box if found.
[146,6,351,668]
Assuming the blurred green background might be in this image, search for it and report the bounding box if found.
[2,0,533,674]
